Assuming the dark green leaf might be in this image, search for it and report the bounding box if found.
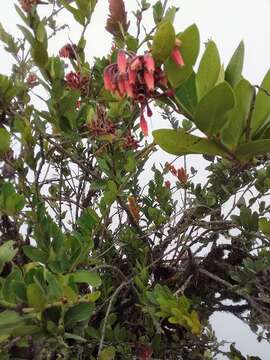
[225,41,245,87]
[153,128,227,157]
[175,72,197,115]
[196,41,220,100]
[65,303,94,327]
[71,270,102,287]
[251,69,270,136]
[221,79,254,149]
[194,82,235,136]
[152,21,175,63]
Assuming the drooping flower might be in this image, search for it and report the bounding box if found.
[144,52,155,74]
[65,71,89,94]
[117,50,127,74]
[177,167,188,183]
[171,46,185,67]
[19,0,44,12]
[103,49,170,137]
[59,44,76,60]
[143,71,155,92]
[140,112,148,137]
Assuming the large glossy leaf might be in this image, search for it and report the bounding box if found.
[175,72,197,115]
[196,41,221,100]
[235,139,270,158]
[153,128,227,157]
[194,82,235,136]
[225,41,245,87]
[221,79,254,149]
[165,24,200,88]
[152,21,175,63]
[250,69,270,136]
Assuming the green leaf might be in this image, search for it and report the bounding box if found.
[177,24,200,66]
[99,346,116,360]
[165,24,200,88]
[235,139,270,159]
[259,218,270,236]
[23,245,48,263]
[175,72,197,115]
[165,61,193,89]
[194,82,235,136]
[0,241,17,272]
[221,79,254,149]
[65,303,94,327]
[153,128,227,157]
[196,41,221,100]
[27,283,47,311]
[152,21,175,63]
[153,1,163,24]
[0,128,10,153]
[225,41,245,87]
[251,69,270,136]
[71,270,102,287]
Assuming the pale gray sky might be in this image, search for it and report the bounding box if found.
[1,1,270,359]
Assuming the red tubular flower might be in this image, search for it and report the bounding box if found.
[165,180,171,189]
[124,80,134,98]
[59,44,76,59]
[130,56,143,71]
[128,68,137,85]
[117,78,126,97]
[140,112,148,137]
[171,47,185,67]
[143,71,155,92]
[177,167,188,183]
[117,50,127,74]
[143,53,155,74]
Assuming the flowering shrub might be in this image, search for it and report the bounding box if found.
[0,0,269,359]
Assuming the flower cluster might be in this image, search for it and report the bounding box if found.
[165,162,188,184]
[88,118,116,137]
[59,44,77,60]
[19,0,41,12]
[103,50,169,136]
[65,71,90,95]
[123,131,140,150]
[26,73,38,88]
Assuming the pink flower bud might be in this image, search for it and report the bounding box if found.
[117,50,127,74]
[171,47,185,67]
[128,68,137,85]
[103,68,113,91]
[124,80,134,98]
[165,180,171,189]
[144,53,155,74]
[143,70,155,92]
[140,113,148,137]
[130,56,143,71]
[117,78,126,97]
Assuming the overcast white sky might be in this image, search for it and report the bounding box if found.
[1,0,270,358]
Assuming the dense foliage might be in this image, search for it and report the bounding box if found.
[0,0,269,358]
